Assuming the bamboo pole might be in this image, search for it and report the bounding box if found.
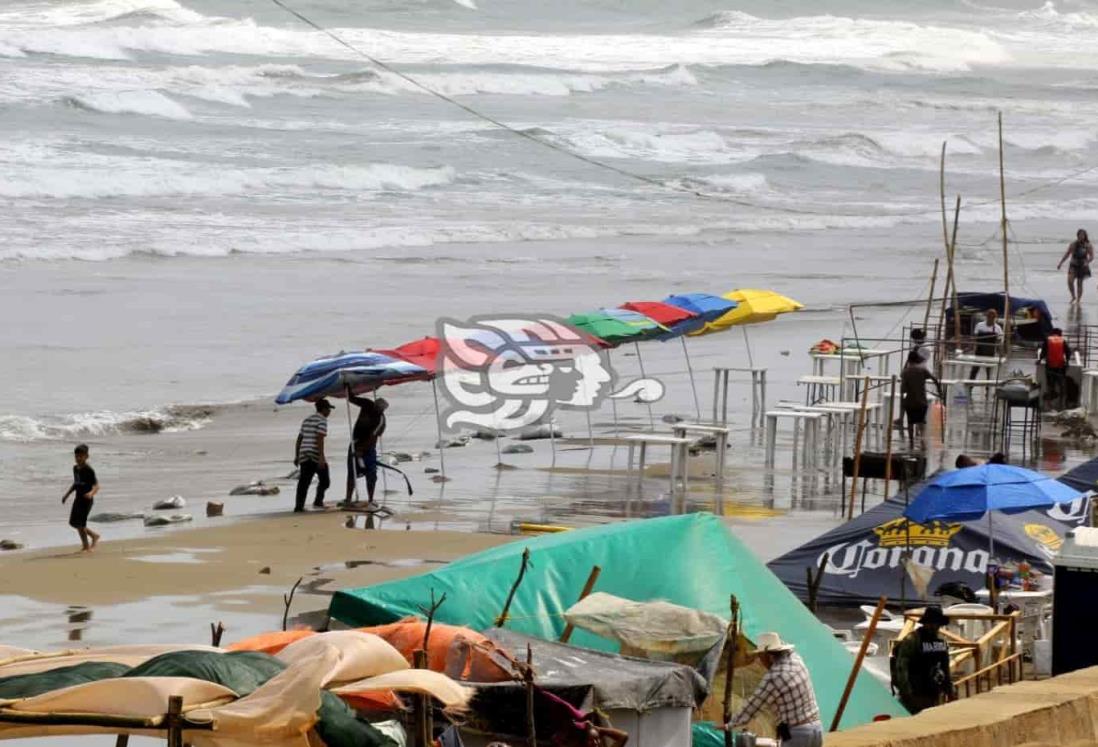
[721,595,740,747]
[847,376,871,520]
[430,380,448,481]
[999,112,1011,356]
[922,259,939,333]
[559,565,602,642]
[883,374,897,500]
[524,644,537,747]
[115,737,129,747]
[940,142,950,255]
[413,649,431,747]
[830,596,888,732]
[949,196,963,344]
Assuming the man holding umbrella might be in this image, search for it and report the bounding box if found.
[345,387,388,505]
[892,606,953,713]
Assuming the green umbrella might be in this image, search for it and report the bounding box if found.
[566,308,665,347]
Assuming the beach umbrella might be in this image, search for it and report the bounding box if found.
[568,308,668,429]
[710,288,804,329]
[663,293,739,326]
[385,336,441,374]
[622,300,707,419]
[903,464,1084,559]
[275,351,430,405]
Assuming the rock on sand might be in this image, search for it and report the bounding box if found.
[152,495,186,510]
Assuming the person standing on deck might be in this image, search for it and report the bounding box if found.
[969,309,1004,381]
[893,606,954,713]
[293,399,332,512]
[1057,229,1093,304]
[61,444,101,552]
[1039,327,1072,409]
[901,350,944,451]
[344,389,388,506]
[725,633,822,747]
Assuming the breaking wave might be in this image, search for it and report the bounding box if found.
[0,405,216,443]
[63,90,193,119]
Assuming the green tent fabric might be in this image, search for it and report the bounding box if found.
[691,721,726,747]
[329,513,907,729]
[125,650,396,747]
[0,662,130,700]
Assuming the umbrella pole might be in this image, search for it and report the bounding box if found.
[431,380,448,479]
[680,337,701,421]
[374,390,389,497]
[989,512,995,563]
[742,326,755,369]
[634,342,655,429]
[344,396,361,504]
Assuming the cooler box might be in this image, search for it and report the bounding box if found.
[1052,527,1098,675]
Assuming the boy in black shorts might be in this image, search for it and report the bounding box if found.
[62,444,101,552]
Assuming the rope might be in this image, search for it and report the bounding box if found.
[267,0,1098,221]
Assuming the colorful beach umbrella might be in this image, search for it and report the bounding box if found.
[380,337,441,375]
[663,293,738,327]
[275,351,430,405]
[709,288,804,329]
[904,464,1084,560]
[620,300,704,340]
[567,308,666,347]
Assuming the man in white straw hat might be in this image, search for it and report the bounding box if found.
[725,632,822,747]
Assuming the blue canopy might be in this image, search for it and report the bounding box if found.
[663,293,738,325]
[948,291,1053,341]
[904,464,1083,523]
[275,351,430,405]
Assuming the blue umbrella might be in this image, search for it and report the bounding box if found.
[275,351,430,405]
[904,464,1083,561]
[663,293,738,326]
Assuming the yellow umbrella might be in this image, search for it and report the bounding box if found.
[709,288,804,329]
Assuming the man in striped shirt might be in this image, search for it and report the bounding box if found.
[727,632,822,747]
[294,398,332,512]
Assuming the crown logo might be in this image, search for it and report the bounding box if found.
[873,518,962,548]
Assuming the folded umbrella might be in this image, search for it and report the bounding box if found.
[275,352,430,405]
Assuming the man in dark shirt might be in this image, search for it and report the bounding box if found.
[344,390,388,505]
[893,606,954,713]
[901,350,944,451]
[61,443,101,552]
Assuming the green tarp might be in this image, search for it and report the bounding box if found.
[329,513,907,729]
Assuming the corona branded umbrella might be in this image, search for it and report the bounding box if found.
[904,464,1084,559]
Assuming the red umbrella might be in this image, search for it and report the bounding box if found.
[619,300,697,329]
[382,336,441,375]
[619,300,705,419]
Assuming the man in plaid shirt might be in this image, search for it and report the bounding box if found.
[726,632,822,747]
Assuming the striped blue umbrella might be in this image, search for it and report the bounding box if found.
[275,351,430,405]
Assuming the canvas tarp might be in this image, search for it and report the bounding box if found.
[328,513,907,728]
[563,592,727,660]
[767,486,1090,607]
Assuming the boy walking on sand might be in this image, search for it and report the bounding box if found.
[62,444,101,552]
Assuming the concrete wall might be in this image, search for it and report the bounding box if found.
[826,667,1098,747]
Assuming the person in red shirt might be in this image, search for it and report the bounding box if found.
[1039,327,1072,409]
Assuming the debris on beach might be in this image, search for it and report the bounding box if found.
[517,424,561,440]
[424,467,440,474]
[206,501,224,517]
[661,414,684,424]
[259,566,271,574]
[143,513,193,527]
[471,428,501,440]
[0,540,24,551]
[90,511,145,523]
[435,436,470,448]
[384,451,414,463]
[152,495,186,510]
[1049,408,1098,442]
[283,468,300,480]
[230,481,280,496]
[502,443,534,454]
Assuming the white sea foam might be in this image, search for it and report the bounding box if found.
[64,89,193,119]
[0,405,214,443]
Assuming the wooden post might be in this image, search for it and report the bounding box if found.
[949,196,962,345]
[495,548,531,627]
[830,596,888,732]
[559,565,602,643]
[166,696,183,747]
[412,649,431,747]
[282,577,302,632]
[114,736,129,747]
[721,595,740,747]
[847,376,871,520]
[998,112,1011,356]
[883,374,897,500]
[209,622,224,648]
[524,644,537,747]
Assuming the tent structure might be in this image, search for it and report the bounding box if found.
[947,291,1053,341]
[767,487,1090,608]
[329,513,907,729]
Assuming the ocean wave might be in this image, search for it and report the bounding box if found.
[64,90,193,119]
[0,405,215,443]
[0,161,456,199]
